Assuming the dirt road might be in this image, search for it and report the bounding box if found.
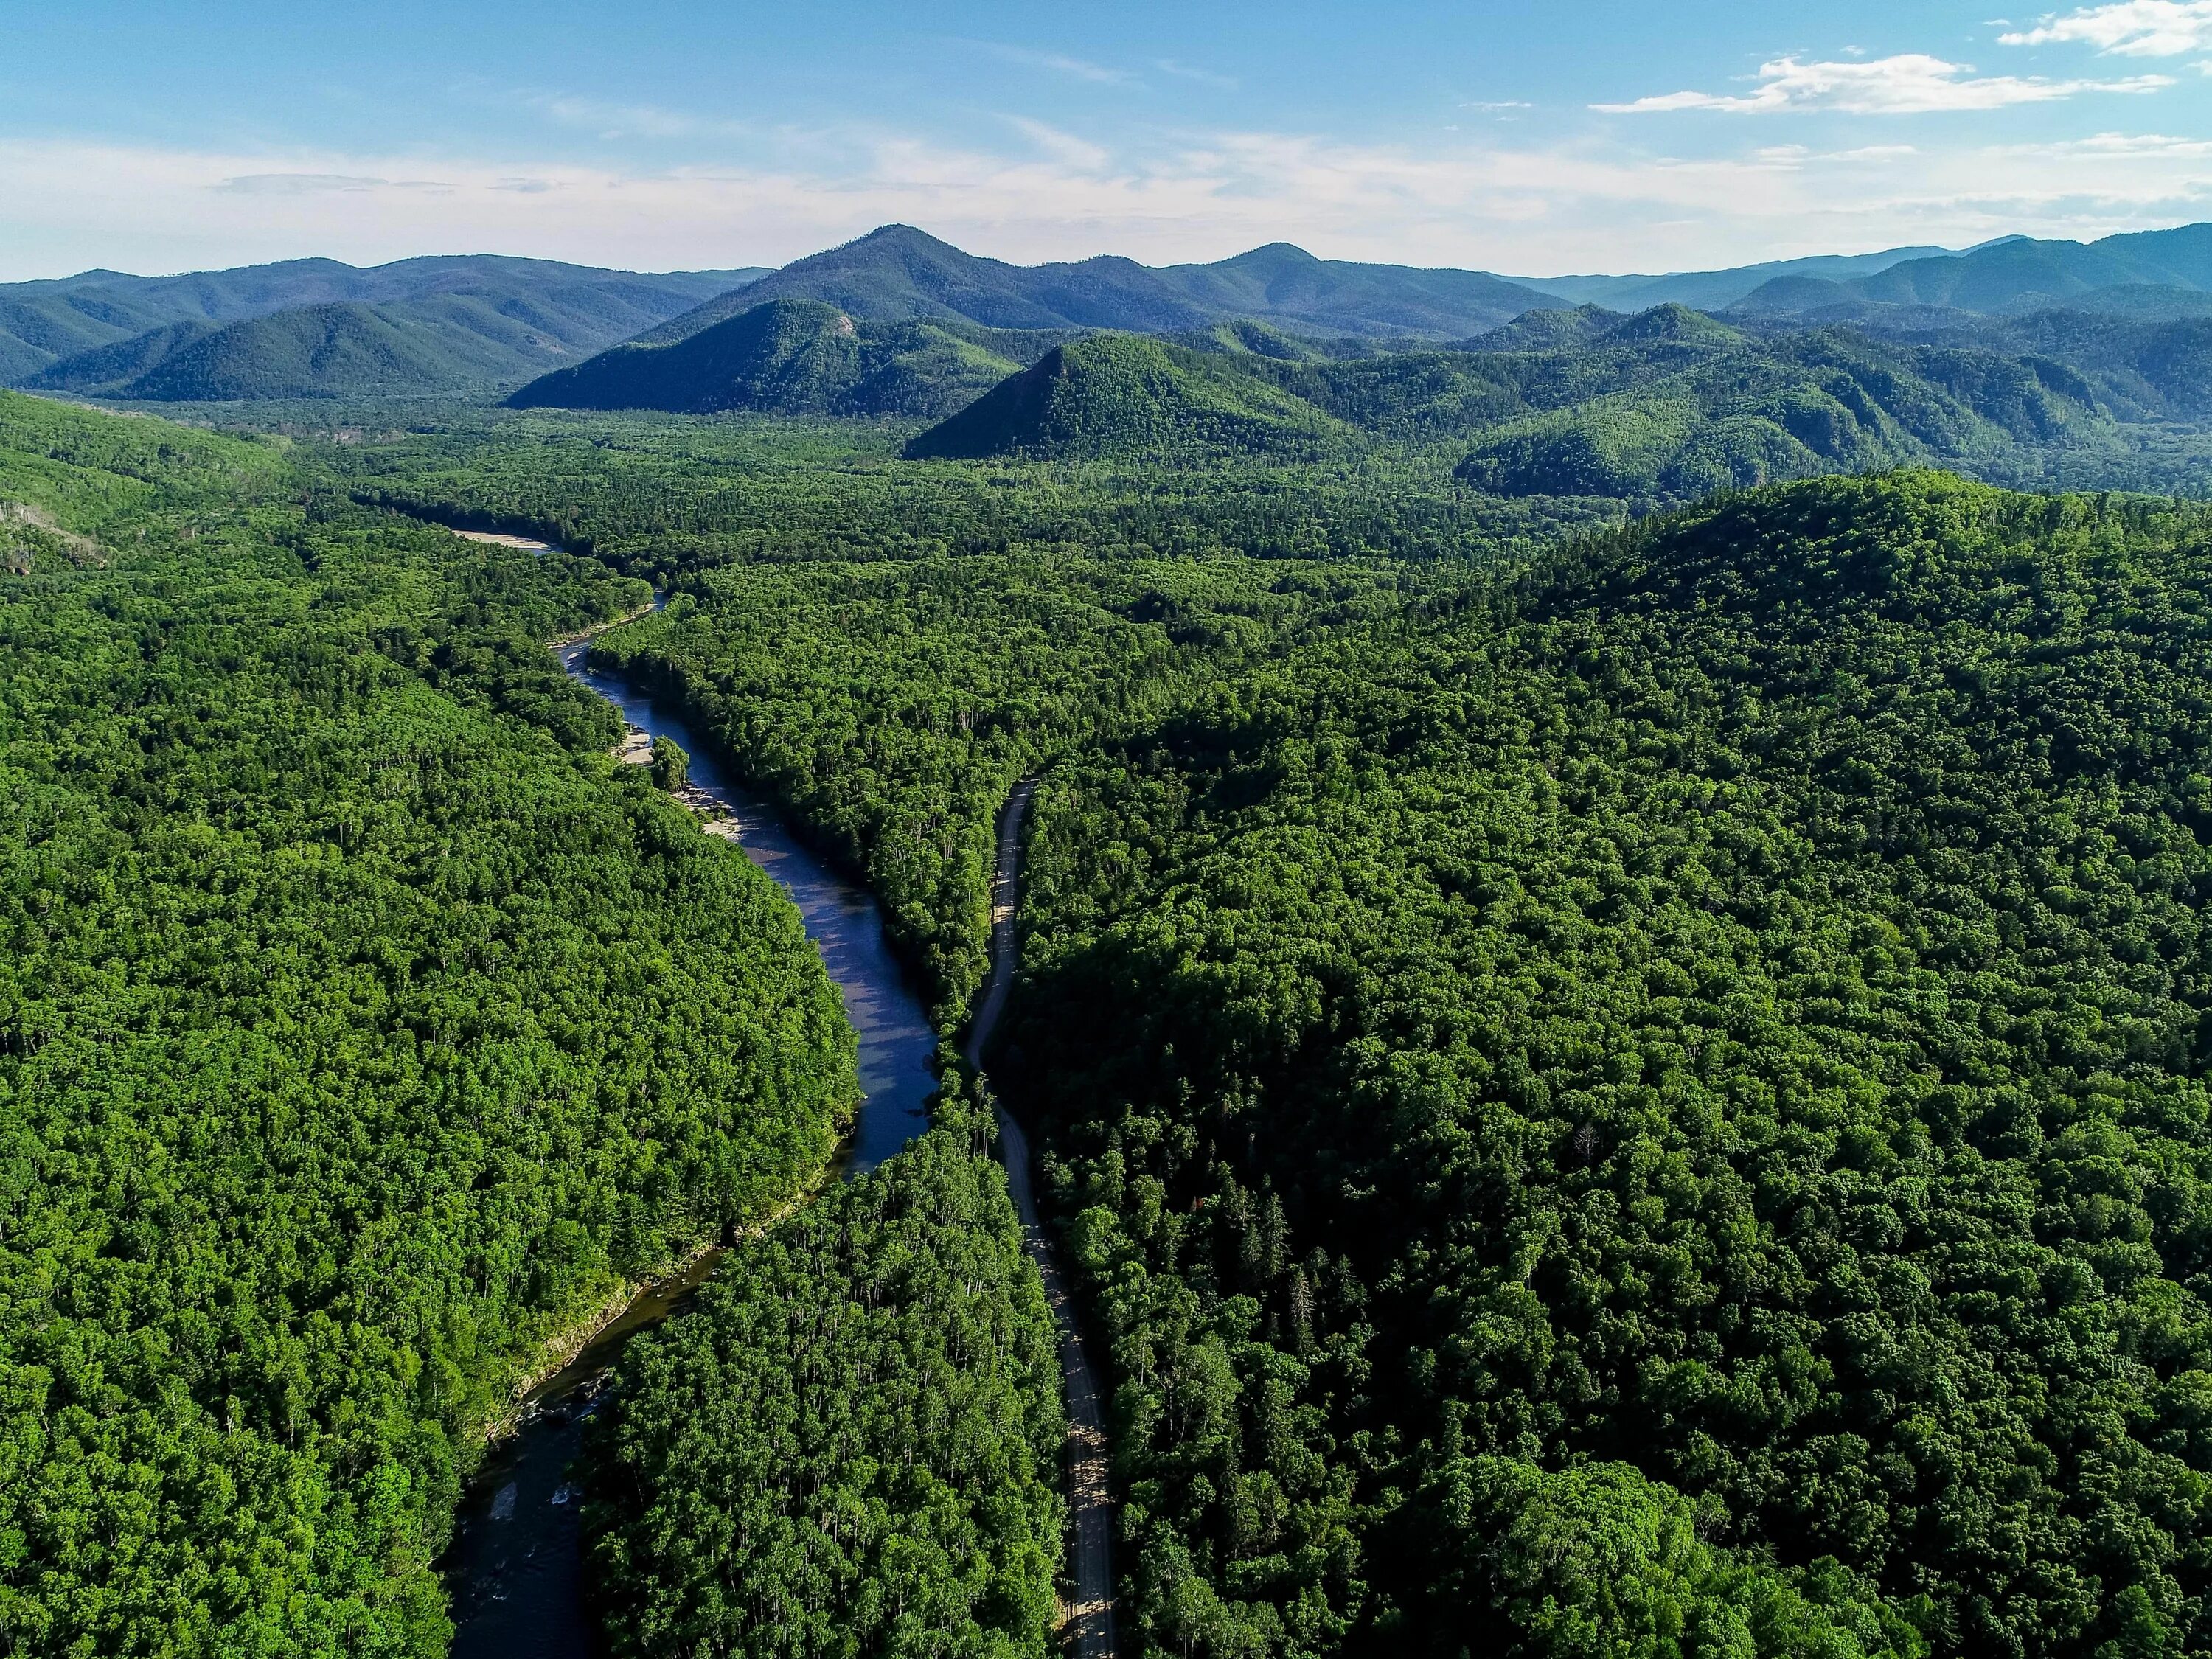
[965,783,1116,1659]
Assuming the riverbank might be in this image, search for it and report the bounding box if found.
[443,594,942,1656]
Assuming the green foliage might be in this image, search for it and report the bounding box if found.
[1411,1453,1921,1659]
[5,257,752,392]
[906,334,1355,463]
[584,551,1455,1015]
[582,1092,1066,1659]
[1455,331,2107,501]
[648,734,690,792]
[327,408,1601,574]
[0,392,855,1655]
[508,298,1042,419]
[989,473,2212,1659]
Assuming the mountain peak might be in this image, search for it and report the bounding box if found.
[1224,242,1324,268]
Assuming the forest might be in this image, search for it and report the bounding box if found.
[582,1091,1067,1658]
[10,273,2212,1659]
[0,392,856,1655]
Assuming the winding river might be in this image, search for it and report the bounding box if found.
[442,571,939,1657]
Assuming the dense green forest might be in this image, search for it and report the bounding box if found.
[508,298,1065,418]
[987,473,2212,1659]
[0,391,857,1655]
[584,551,1451,1014]
[582,1091,1066,1658]
[307,387,2212,1659]
[19,271,2212,1659]
[319,408,1604,571]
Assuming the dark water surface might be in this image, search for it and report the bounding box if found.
[443,587,937,1656]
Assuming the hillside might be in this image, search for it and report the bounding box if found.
[990,471,2212,1658]
[506,297,1057,417]
[459,444,2212,1659]
[26,295,656,400]
[1728,223,2212,320]
[0,254,763,389]
[1456,327,2102,498]
[900,303,2138,492]
[902,332,1355,461]
[635,224,1557,347]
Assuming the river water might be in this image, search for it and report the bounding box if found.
[442,575,939,1657]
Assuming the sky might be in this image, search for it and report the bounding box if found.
[7,0,2212,280]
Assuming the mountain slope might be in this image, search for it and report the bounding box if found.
[1733,223,2212,319]
[904,333,1354,460]
[0,255,765,386]
[1456,328,2101,498]
[35,301,525,400]
[507,298,1049,417]
[1514,243,1965,311]
[1150,241,1549,337]
[639,225,1558,347]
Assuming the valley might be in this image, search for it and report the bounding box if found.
[6,213,2212,1659]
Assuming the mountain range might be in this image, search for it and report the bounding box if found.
[24,220,2212,406]
[891,304,2121,495]
[0,255,767,397]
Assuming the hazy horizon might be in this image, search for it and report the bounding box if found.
[10,0,2212,282]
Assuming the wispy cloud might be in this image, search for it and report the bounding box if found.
[2001,1,2212,54]
[1004,116,1112,173]
[1157,58,1239,91]
[12,118,2212,283]
[522,91,750,140]
[214,173,454,195]
[2005,128,2212,153]
[1464,100,1534,111]
[1597,52,2171,113]
[981,44,1135,86]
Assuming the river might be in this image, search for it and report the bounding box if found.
[442,573,940,1658]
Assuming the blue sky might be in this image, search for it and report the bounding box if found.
[5,0,2212,279]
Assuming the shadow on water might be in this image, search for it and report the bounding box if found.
[442,579,938,1657]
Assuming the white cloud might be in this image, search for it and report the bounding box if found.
[1004,117,1113,173]
[2006,128,2212,153]
[1157,59,1239,91]
[7,121,2212,282]
[980,45,1134,86]
[2001,1,2212,54]
[1596,52,2171,113]
[211,173,423,195]
[523,92,751,140]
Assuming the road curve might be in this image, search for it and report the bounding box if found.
[965,782,1117,1659]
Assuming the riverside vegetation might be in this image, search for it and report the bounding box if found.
[299,390,2212,1659]
[9,307,2212,1659]
[0,388,1070,1659]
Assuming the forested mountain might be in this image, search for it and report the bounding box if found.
[899,307,2147,498]
[27,223,2212,404]
[0,391,854,1653]
[630,224,1555,347]
[1515,242,1965,313]
[990,473,2212,1659]
[1454,327,2102,499]
[27,293,702,400]
[0,254,764,390]
[507,297,1063,417]
[1730,223,2212,319]
[905,333,1356,462]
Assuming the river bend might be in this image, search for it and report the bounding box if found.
[442,579,938,1657]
